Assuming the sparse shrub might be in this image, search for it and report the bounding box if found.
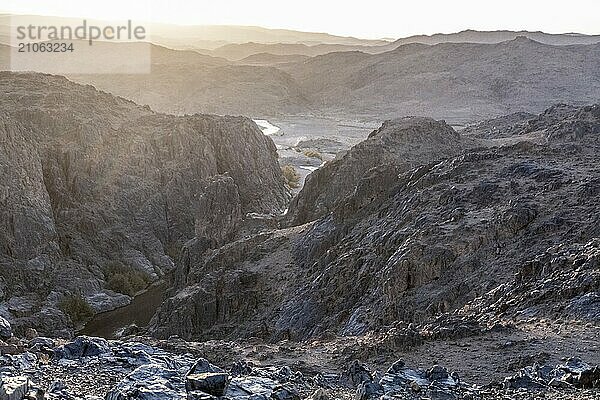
[164,242,181,260]
[281,165,300,188]
[107,273,132,296]
[303,150,323,160]
[59,294,94,324]
[103,261,150,296]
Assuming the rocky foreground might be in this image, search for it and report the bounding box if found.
[0,333,599,400]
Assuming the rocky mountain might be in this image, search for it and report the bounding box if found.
[197,29,600,61]
[237,53,310,66]
[284,117,464,225]
[0,80,599,398]
[1,18,600,398]
[5,36,596,123]
[150,104,600,345]
[54,38,600,123]
[393,29,600,46]
[70,63,310,116]
[0,41,309,116]
[0,15,389,49]
[283,37,600,122]
[146,23,391,48]
[200,42,389,61]
[0,72,288,337]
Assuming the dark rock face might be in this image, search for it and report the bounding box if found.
[151,104,600,344]
[0,72,288,336]
[284,117,463,226]
[186,372,230,396]
[194,175,243,247]
[149,229,300,340]
[463,103,600,142]
[462,238,600,324]
[460,111,536,138]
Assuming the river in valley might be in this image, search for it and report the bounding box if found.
[79,279,171,339]
[253,119,282,136]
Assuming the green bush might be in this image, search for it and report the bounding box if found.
[302,150,323,160]
[59,294,94,324]
[103,261,150,296]
[281,165,301,189]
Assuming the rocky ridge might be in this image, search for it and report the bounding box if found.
[284,116,464,226]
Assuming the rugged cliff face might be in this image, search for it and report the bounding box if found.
[0,72,288,336]
[284,117,464,226]
[150,104,600,343]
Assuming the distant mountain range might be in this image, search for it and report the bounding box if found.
[392,29,600,46]
[280,37,600,122]
[197,30,600,60]
[0,14,389,49]
[2,15,600,52]
[1,15,599,122]
[10,37,590,124]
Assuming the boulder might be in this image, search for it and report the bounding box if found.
[501,358,600,390]
[341,360,373,388]
[380,360,460,396]
[0,376,29,400]
[53,336,111,359]
[0,317,12,340]
[186,372,230,397]
[355,381,383,400]
[270,385,300,400]
[106,363,186,400]
[28,337,55,351]
[557,358,600,389]
[187,358,224,375]
[187,392,217,400]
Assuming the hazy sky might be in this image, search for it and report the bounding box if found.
[3,0,600,39]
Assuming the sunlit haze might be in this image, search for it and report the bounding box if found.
[3,0,600,39]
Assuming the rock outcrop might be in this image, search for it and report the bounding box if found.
[0,72,288,336]
[284,117,463,226]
